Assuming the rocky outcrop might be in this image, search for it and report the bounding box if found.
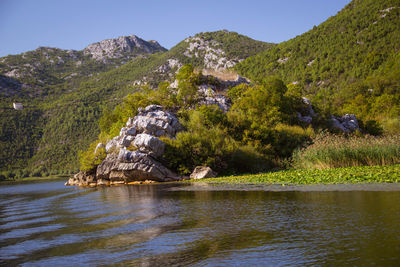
[183,37,237,70]
[297,97,316,125]
[65,169,97,187]
[157,58,183,73]
[67,105,182,186]
[295,98,361,133]
[83,35,166,61]
[133,133,165,158]
[190,166,217,179]
[197,75,249,112]
[330,114,361,133]
[95,151,179,183]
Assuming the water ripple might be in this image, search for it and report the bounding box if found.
[0,181,399,266]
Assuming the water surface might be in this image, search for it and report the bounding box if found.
[1,181,399,266]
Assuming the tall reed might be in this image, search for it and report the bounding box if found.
[292,133,400,169]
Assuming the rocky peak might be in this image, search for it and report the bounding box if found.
[183,36,237,70]
[83,35,167,61]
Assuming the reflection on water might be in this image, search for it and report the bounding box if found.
[0,181,399,266]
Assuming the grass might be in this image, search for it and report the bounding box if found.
[292,133,400,169]
[190,165,400,185]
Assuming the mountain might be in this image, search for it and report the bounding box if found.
[82,35,166,62]
[0,35,166,99]
[236,0,400,133]
[0,31,273,175]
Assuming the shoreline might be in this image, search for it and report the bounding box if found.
[0,175,69,185]
[171,182,400,192]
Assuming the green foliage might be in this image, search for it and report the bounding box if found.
[191,164,400,185]
[292,132,400,169]
[228,145,274,174]
[226,79,311,158]
[162,127,237,175]
[197,30,275,59]
[0,31,273,174]
[0,108,43,170]
[236,0,400,134]
[159,75,313,175]
[176,65,201,107]
[161,105,236,174]
[79,140,107,172]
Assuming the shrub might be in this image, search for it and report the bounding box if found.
[382,117,400,135]
[4,171,16,180]
[271,124,314,158]
[31,168,43,177]
[21,169,30,178]
[79,142,107,171]
[162,127,237,175]
[228,145,274,174]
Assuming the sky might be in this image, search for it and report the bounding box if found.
[0,0,351,57]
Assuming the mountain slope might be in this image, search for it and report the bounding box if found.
[0,31,273,174]
[236,0,400,131]
[0,35,166,99]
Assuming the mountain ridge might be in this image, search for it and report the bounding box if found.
[0,34,167,98]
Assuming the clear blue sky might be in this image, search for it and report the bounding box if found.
[0,0,351,57]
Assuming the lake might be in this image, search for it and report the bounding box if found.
[1,180,399,266]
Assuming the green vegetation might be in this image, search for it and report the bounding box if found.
[195,31,274,59]
[292,133,400,169]
[0,31,271,175]
[191,165,400,185]
[1,0,400,181]
[236,0,400,134]
[86,65,314,175]
[79,60,399,176]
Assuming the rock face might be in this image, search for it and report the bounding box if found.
[183,37,238,70]
[297,97,316,125]
[330,114,361,133]
[295,98,361,133]
[190,166,217,180]
[133,133,165,157]
[83,35,166,61]
[128,105,182,138]
[197,75,249,112]
[157,58,183,73]
[66,105,182,186]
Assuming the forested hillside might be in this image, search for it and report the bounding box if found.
[0,31,272,176]
[236,0,400,134]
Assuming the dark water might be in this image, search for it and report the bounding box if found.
[1,181,399,266]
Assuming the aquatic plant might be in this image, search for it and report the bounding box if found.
[193,164,400,185]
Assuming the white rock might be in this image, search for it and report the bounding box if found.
[126,127,136,136]
[133,133,165,158]
[105,138,120,154]
[95,143,105,154]
[190,166,217,179]
[121,135,135,147]
[330,114,360,133]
